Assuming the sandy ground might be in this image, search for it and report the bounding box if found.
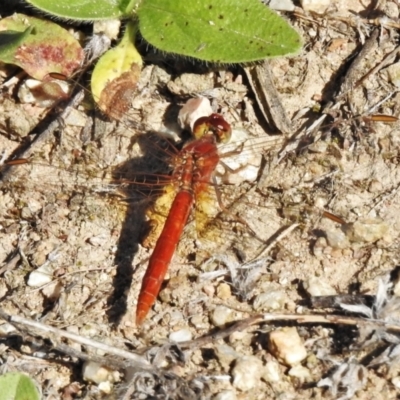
[1,1,400,399]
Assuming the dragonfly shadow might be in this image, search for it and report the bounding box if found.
[106,131,181,325]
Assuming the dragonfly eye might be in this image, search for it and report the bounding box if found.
[192,114,232,143]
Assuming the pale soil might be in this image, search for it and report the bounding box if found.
[1,1,400,399]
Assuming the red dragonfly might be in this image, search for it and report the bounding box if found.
[136,113,231,325]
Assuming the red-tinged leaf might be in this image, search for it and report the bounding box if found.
[0,13,84,80]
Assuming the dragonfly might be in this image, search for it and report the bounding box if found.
[135,113,232,325]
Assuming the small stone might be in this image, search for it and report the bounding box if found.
[368,179,383,193]
[213,390,237,400]
[344,218,389,244]
[21,207,32,219]
[325,228,350,249]
[393,278,400,297]
[288,365,312,382]
[268,0,295,12]
[190,314,207,329]
[391,376,400,389]
[262,360,282,383]
[63,108,87,127]
[0,279,8,298]
[268,327,307,367]
[313,237,327,258]
[82,361,115,384]
[215,344,240,370]
[81,323,99,337]
[27,264,54,287]
[229,331,253,347]
[386,62,400,87]
[300,0,330,14]
[303,277,337,297]
[169,328,192,342]
[253,290,286,311]
[98,381,113,394]
[217,283,231,300]
[0,323,16,335]
[168,310,185,325]
[232,356,263,391]
[210,306,234,327]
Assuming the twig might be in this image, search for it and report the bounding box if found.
[354,44,400,89]
[179,311,400,351]
[0,308,151,370]
[251,223,299,261]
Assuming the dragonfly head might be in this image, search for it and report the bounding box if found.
[192,113,232,143]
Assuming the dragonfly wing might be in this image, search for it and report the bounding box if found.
[193,183,221,241]
[142,183,178,248]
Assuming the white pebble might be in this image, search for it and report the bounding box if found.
[262,360,282,383]
[325,228,350,249]
[98,381,112,394]
[27,264,53,287]
[303,277,337,297]
[288,365,312,382]
[169,328,192,342]
[393,278,400,297]
[232,356,263,391]
[386,62,400,87]
[253,290,286,311]
[268,0,295,12]
[82,361,114,384]
[210,306,234,327]
[190,314,207,329]
[391,376,400,389]
[268,327,307,367]
[215,344,240,370]
[0,323,16,335]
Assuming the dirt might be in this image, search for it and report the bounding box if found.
[1,1,400,399]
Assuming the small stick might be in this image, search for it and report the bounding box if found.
[178,311,400,350]
[0,308,151,369]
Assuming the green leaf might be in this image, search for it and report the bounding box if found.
[0,372,40,400]
[137,0,302,63]
[26,0,139,20]
[0,14,84,80]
